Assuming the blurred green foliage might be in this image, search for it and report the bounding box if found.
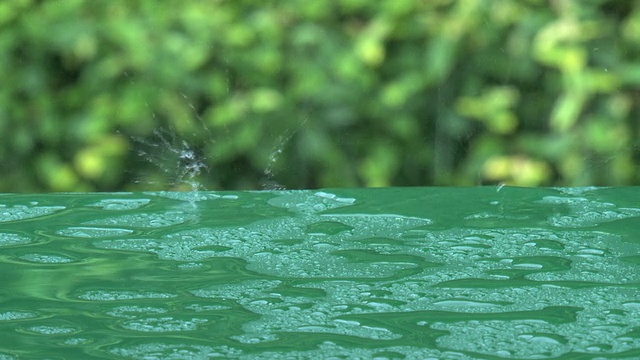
[0,0,639,192]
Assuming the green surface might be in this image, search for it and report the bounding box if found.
[0,187,640,359]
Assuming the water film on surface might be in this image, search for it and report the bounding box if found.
[0,187,640,359]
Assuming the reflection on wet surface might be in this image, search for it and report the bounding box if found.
[0,187,639,359]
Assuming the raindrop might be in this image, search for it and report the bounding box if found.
[56,227,133,238]
[0,233,31,247]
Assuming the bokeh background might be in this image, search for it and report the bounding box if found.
[1,0,639,192]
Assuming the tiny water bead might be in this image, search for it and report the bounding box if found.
[56,227,134,238]
[109,343,243,359]
[1,188,640,358]
[540,195,640,228]
[0,311,39,321]
[0,204,65,222]
[88,198,151,211]
[84,211,195,228]
[106,306,168,319]
[22,325,79,335]
[120,317,208,333]
[78,290,177,301]
[0,233,31,247]
[18,253,75,264]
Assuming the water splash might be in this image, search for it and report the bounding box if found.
[132,128,210,208]
[262,118,307,190]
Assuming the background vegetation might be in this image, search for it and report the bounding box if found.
[1,0,639,192]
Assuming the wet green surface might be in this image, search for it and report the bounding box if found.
[0,187,639,359]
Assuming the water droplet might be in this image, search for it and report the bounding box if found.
[0,233,31,247]
[106,306,168,319]
[89,198,151,210]
[121,317,207,332]
[0,311,39,321]
[433,299,506,308]
[62,338,91,346]
[56,227,133,238]
[0,205,65,222]
[109,343,236,359]
[85,211,193,228]
[23,325,78,335]
[78,290,177,301]
[19,253,74,264]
